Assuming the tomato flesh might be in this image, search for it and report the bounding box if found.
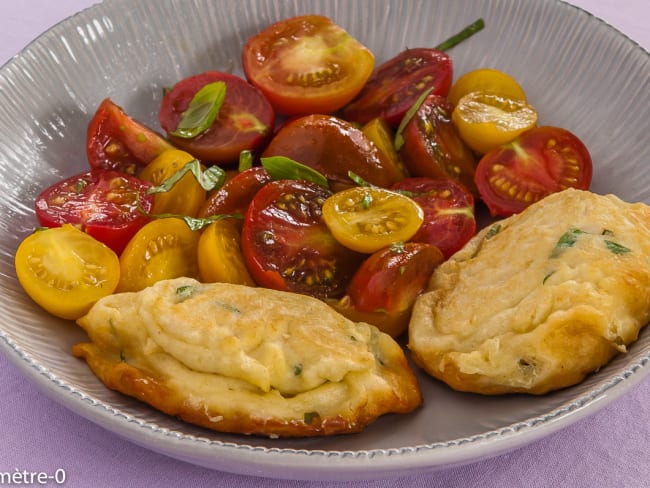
[321,186,424,254]
[159,71,275,164]
[474,126,593,217]
[343,48,453,127]
[398,93,478,195]
[241,179,362,298]
[14,225,120,320]
[262,114,403,190]
[242,14,374,116]
[34,170,154,255]
[87,98,174,174]
[391,177,476,258]
[116,217,200,292]
[448,68,527,107]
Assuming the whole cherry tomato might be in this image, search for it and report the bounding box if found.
[159,71,275,164]
[87,98,174,174]
[242,14,374,116]
[332,242,444,337]
[34,169,154,255]
[391,177,476,258]
[398,93,478,195]
[262,114,404,190]
[241,179,362,299]
[343,48,453,127]
[474,126,593,217]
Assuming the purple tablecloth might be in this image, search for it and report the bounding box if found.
[1,1,648,486]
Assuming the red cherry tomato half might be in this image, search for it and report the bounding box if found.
[347,242,444,313]
[87,98,174,174]
[198,166,272,218]
[474,126,593,217]
[391,177,476,258]
[34,170,154,255]
[159,71,275,164]
[241,179,362,299]
[398,93,478,195]
[242,14,374,116]
[343,48,453,127]
[262,114,404,190]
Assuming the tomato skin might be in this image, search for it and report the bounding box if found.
[198,166,272,218]
[116,217,200,292]
[391,177,476,259]
[474,126,593,217]
[262,114,403,190]
[242,14,374,116]
[331,242,444,337]
[198,218,256,286]
[241,179,362,299]
[34,170,154,255]
[14,224,120,320]
[322,186,424,254]
[87,98,174,174]
[398,93,478,195]
[159,71,275,164]
[343,48,453,127]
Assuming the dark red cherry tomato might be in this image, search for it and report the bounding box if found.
[474,126,593,217]
[398,93,478,195]
[331,242,444,337]
[241,179,362,299]
[343,48,453,127]
[242,14,374,116]
[87,98,174,174]
[159,71,275,164]
[262,114,405,190]
[34,170,154,254]
[391,177,476,258]
[198,166,272,218]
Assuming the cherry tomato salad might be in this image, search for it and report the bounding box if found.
[15,14,593,337]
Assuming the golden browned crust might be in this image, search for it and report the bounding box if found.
[74,279,421,437]
[408,189,650,395]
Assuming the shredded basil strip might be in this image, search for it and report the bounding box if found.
[261,156,329,188]
[394,86,434,151]
[238,150,253,172]
[347,171,372,187]
[551,228,586,258]
[434,18,485,52]
[147,160,226,194]
[152,213,242,231]
[604,240,632,255]
[175,285,196,301]
[303,411,320,425]
[485,223,502,240]
[171,81,227,139]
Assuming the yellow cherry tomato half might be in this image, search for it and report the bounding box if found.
[138,149,206,217]
[322,186,423,253]
[116,217,200,292]
[452,91,538,155]
[14,224,120,320]
[197,218,256,286]
[448,68,527,107]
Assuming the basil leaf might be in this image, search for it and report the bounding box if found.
[261,156,329,188]
[347,171,372,187]
[171,81,226,139]
[147,160,226,194]
[394,86,434,151]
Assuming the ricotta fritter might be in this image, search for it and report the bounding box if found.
[408,189,650,395]
[74,277,421,437]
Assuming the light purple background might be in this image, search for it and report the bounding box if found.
[1,1,648,486]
